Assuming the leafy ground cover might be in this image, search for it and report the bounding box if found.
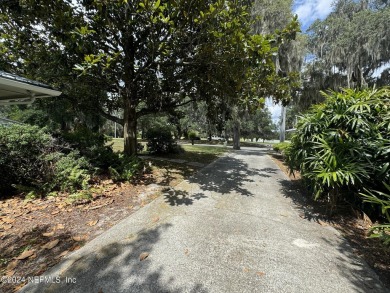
[0,145,226,293]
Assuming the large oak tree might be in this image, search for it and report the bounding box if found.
[1,0,300,154]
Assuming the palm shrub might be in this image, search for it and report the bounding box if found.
[286,88,390,210]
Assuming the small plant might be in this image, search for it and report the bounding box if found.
[273,142,290,153]
[51,151,91,193]
[109,155,143,182]
[67,190,93,205]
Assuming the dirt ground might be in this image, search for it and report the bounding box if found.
[269,152,390,290]
[0,161,196,293]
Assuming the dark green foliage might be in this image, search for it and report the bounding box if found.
[108,155,144,182]
[0,124,55,196]
[61,127,120,169]
[286,88,390,210]
[50,151,91,193]
[145,126,179,154]
[0,124,142,197]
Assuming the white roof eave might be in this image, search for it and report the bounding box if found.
[0,76,62,97]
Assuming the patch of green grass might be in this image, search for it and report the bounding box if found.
[109,139,227,164]
[155,145,228,164]
[109,138,125,152]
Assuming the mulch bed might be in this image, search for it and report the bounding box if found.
[0,162,197,293]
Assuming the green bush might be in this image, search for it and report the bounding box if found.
[50,151,92,193]
[0,124,55,195]
[273,142,290,153]
[61,127,119,169]
[109,155,143,182]
[0,125,95,196]
[286,88,390,209]
[188,130,199,145]
[145,126,178,154]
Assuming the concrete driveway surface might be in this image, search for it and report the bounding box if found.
[19,147,388,293]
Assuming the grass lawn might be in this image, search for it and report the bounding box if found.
[108,138,228,165]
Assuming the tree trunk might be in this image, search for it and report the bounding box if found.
[123,101,138,156]
[279,106,286,142]
[233,119,240,150]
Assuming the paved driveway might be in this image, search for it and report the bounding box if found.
[20,148,387,293]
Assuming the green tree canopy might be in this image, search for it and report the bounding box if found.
[1,0,300,154]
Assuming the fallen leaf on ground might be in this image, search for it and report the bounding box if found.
[42,231,55,237]
[2,217,15,224]
[51,210,60,215]
[318,220,328,226]
[56,224,65,230]
[71,245,81,251]
[36,264,48,275]
[6,270,15,277]
[184,248,189,256]
[42,239,59,250]
[87,220,99,226]
[256,272,265,277]
[243,267,250,273]
[72,235,87,242]
[7,260,19,271]
[152,216,160,223]
[139,252,149,261]
[56,250,69,259]
[15,250,35,260]
[3,224,13,230]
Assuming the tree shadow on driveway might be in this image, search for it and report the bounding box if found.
[162,150,280,206]
[162,188,207,206]
[21,223,209,293]
[187,155,257,198]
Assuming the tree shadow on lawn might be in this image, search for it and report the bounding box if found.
[19,223,208,293]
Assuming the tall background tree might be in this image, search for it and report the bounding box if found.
[297,0,390,112]
[251,0,306,142]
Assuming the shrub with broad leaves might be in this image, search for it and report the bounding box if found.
[286,88,390,213]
